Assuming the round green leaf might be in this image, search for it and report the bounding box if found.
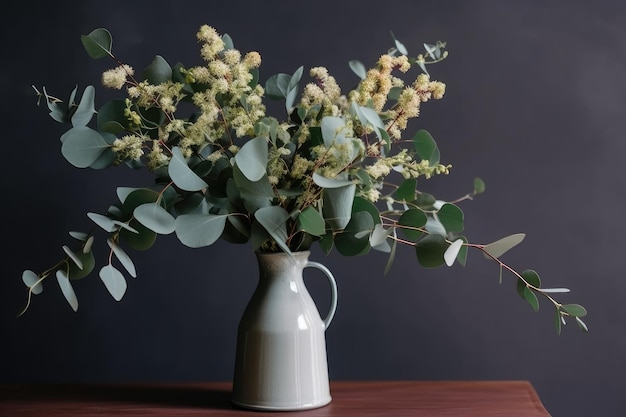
[415,234,447,268]
[120,220,157,251]
[175,214,227,248]
[352,197,381,225]
[398,209,427,240]
[297,206,326,236]
[437,203,464,233]
[60,126,110,168]
[335,211,373,256]
[66,249,95,280]
[413,129,440,165]
[80,28,113,59]
[394,178,417,202]
[143,55,172,84]
[521,269,541,288]
[562,304,588,317]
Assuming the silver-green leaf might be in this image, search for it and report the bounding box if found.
[134,203,175,234]
[22,270,43,295]
[483,233,526,259]
[99,265,127,301]
[60,126,110,168]
[168,146,208,191]
[87,212,118,232]
[175,213,227,248]
[107,239,137,278]
[235,137,268,181]
[56,270,78,312]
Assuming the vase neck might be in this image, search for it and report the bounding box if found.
[255,251,311,284]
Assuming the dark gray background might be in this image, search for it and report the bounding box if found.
[2,1,624,416]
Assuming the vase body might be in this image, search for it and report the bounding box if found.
[231,251,338,411]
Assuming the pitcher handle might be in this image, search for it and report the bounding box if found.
[304,261,338,329]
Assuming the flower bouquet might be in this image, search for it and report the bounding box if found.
[20,24,587,334]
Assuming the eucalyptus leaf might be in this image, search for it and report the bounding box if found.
[175,213,227,248]
[437,203,464,233]
[286,86,299,112]
[265,73,292,99]
[398,209,427,240]
[22,270,43,295]
[352,197,381,225]
[390,31,408,55]
[456,236,469,267]
[235,137,268,181]
[87,212,118,232]
[255,206,291,253]
[111,220,139,234]
[320,116,346,148]
[522,287,540,312]
[69,231,89,242]
[483,233,526,259]
[99,265,127,301]
[415,234,447,268]
[144,55,172,84]
[232,164,274,212]
[562,304,588,317]
[335,211,374,256]
[60,126,110,168]
[297,206,326,236]
[62,245,83,270]
[66,249,95,280]
[80,28,113,59]
[370,224,392,252]
[384,232,398,275]
[120,188,161,216]
[349,60,367,79]
[97,99,129,133]
[120,220,157,251]
[133,203,176,234]
[107,239,137,278]
[474,177,486,194]
[521,269,541,288]
[312,172,354,188]
[168,147,208,191]
[42,85,70,123]
[444,239,464,267]
[56,270,78,312]
[353,104,385,141]
[287,66,304,91]
[413,129,440,166]
[71,85,96,127]
[369,223,390,247]
[395,178,417,202]
[541,288,571,293]
[554,308,562,335]
[425,216,446,236]
[322,184,356,230]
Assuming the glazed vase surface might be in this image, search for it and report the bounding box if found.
[231,251,338,411]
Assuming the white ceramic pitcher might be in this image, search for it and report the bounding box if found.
[231,250,338,411]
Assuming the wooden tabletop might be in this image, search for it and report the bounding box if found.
[0,380,551,416]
